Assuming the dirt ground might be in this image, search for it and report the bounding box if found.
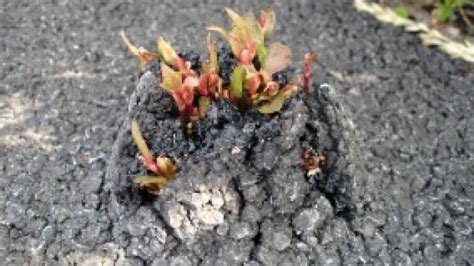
[1,0,473,265]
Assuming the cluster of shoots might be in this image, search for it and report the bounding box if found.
[122,8,317,127]
[301,148,325,176]
[124,8,318,194]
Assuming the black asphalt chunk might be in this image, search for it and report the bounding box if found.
[106,66,355,264]
[1,0,472,265]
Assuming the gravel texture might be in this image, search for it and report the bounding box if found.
[1,0,473,265]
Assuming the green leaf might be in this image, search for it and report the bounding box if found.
[454,0,464,6]
[438,5,454,22]
[231,66,246,100]
[258,93,285,114]
[395,5,409,19]
[256,42,267,66]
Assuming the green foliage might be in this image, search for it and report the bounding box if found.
[256,42,267,65]
[395,5,409,19]
[436,0,468,22]
[122,8,319,195]
[379,0,471,25]
[231,66,245,100]
[257,93,285,114]
[123,8,318,118]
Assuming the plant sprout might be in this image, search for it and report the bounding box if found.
[122,8,321,194]
[122,7,318,123]
[131,119,176,194]
[302,148,325,176]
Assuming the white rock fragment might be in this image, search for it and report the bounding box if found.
[210,193,224,208]
[231,146,241,154]
[198,209,224,225]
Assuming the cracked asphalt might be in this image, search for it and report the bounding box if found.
[1,0,473,265]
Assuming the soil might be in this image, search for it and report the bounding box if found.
[1,0,473,265]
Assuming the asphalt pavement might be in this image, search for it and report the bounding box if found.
[1,0,472,265]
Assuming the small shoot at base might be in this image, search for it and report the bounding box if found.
[131,119,176,194]
[301,148,325,176]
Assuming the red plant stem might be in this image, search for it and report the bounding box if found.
[303,52,316,94]
[139,156,163,175]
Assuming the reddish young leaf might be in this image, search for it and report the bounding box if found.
[281,83,299,98]
[303,52,318,94]
[174,57,193,74]
[198,75,210,96]
[263,43,292,75]
[301,148,325,176]
[198,73,219,96]
[208,8,263,63]
[172,91,186,113]
[239,41,257,65]
[181,84,195,107]
[259,8,276,38]
[121,30,159,70]
[245,72,262,96]
[265,81,279,97]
